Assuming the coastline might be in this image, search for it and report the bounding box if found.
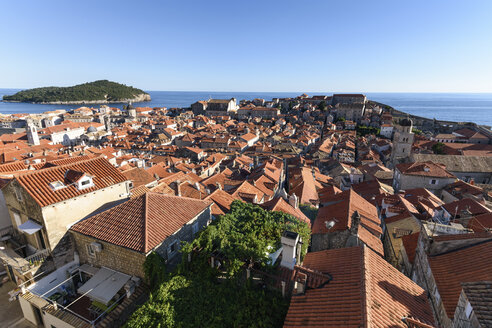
[1,93,151,105]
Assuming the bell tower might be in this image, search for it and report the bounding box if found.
[390,118,414,167]
[26,119,40,146]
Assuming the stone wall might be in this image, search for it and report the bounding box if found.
[71,231,147,278]
[154,207,211,264]
[311,230,351,252]
[453,290,481,328]
[393,172,456,193]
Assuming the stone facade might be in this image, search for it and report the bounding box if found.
[390,121,414,167]
[71,231,147,278]
[453,290,482,328]
[71,206,211,277]
[393,169,456,193]
[311,212,360,252]
[154,208,211,265]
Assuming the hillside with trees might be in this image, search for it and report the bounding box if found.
[2,80,150,104]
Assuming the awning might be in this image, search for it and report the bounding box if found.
[77,267,131,305]
[18,220,42,235]
[77,263,99,276]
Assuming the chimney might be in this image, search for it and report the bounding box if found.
[195,182,200,191]
[294,272,307,294]
[470,179,475,185]
[280,231,300,270]
[216,182,222,190]
[350,211,361,235]
[176,180,182,197]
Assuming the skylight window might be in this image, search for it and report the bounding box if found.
[49,181,65,191]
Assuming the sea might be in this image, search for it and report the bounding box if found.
[0,89,491,127]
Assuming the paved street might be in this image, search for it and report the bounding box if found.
[0,280,36,328]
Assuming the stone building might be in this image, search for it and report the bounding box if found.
[411,153,492,185]
[70,192,213,277]
[0,157,130,283]
[390,118,414,167]
[453,281,492,328]
[411,222,492,327]
[393,161,456,193]
[334,103,366,122]
[331,93,367,105]
[312,189,383,256]
[191,98,238,116]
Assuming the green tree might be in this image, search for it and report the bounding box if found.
[124,201,305,328]
[432,142,445,154]
[317,101,327,111]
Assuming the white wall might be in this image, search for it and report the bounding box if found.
[0,191,12,230]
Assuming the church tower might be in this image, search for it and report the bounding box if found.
[390,118,414,167]
[26,119,40,146]
[127,102,137,120]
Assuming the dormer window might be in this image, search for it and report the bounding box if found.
[76,175,94,190]
[64,169,94,190]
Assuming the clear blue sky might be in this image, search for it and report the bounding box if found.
[1,0,491,92]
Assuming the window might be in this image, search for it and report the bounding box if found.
[430,179,438,185]
[12,211,21,227]
[168,240,179,257]
[465,302,473,318]
[86,243,96,257]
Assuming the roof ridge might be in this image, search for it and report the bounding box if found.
[15,156,104,177]
[361,245,371,328]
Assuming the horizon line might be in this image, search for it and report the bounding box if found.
[1,87,492,95]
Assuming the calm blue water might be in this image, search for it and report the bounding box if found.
[1,89,491,127]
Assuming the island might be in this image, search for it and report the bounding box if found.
[2,80,151,104]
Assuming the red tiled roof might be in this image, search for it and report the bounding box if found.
[314,189,382,235]
[284,246,434,327]
[14,157,128,207]
[468,213,492,232]
[396,161,455,178]
[260,197,311,226]
[428,240,492,318]
[70,192,212,253]
[122,167,156,188]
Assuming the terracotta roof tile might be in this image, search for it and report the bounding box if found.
[284,246,434,327]
[71,192,212,253]
[14,157,128,207]
[397,161,455,178]
[428,240,492,318]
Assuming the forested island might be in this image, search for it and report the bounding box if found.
[2,80,151,104]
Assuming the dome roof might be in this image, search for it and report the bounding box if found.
[87,126,97,133]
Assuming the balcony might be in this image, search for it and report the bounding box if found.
[0,226,49,275]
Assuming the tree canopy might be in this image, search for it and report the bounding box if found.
[124,201,311,328]
[181,200,311,275]
[2,80,148,103]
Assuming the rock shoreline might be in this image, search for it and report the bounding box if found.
[2,93,151,105]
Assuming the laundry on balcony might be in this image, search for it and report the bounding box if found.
[17,220,42,235]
